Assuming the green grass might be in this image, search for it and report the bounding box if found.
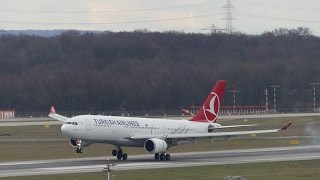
[2,160,320,180]
[0,138,311,162]
[0,125,63,139]
[0,116,319,161]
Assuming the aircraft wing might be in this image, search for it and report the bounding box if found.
[48,106,69,122]
[130,123,292,140]
[213,124,258,129]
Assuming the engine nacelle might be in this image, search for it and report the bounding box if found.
[69,139,92,147]
[144,138,168,154]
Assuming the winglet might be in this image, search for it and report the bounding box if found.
[48,106,69,122]
[50,106,56,114]
[280,123,292,131]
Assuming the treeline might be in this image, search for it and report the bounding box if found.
[0,27,319,113]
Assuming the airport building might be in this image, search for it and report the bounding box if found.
[0,110,15,118]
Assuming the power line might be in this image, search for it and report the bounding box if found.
[238,13,320,24]
[244,1,319,14]
[0,13,223,25]
[0,3,212,14]
[201,24,225,34]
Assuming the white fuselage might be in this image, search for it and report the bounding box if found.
[61,115,213,147]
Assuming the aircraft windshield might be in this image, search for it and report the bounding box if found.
[66,122,78,125]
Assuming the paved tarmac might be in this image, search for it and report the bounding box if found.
[0,145,320,177]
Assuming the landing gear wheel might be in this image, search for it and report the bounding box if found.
[112,149,117,156]
[76,148,83,153]
[118,149,123,156]
[117,154,122,160]
[160,153,166,160]
[155,153,160,160]
[115,146,126,160]
[122,153,128,160]
[165,154,171,161]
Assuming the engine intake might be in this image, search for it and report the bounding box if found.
[144,138,168,154]
[69,139,92,147]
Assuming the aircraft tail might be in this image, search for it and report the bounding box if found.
[190,80,227,123]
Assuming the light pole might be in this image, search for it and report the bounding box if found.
[103,159,116,180]
[269,85,280,110]
[229,90,239,112]
[309,83,319,112]
[264,88,268,112]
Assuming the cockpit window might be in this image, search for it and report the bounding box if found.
[66,122,78,125]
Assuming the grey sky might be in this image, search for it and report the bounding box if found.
[0,0,319,35]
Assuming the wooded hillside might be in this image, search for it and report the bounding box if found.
[0,28,319,113]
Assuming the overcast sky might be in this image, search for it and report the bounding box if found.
[0,0,319,35]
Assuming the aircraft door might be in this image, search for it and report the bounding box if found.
[85,118,93,134]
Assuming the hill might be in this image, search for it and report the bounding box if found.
[0,28,319,113]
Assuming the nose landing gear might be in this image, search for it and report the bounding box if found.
[76,140,83,153]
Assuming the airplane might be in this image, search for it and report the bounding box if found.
[49,80,292,161]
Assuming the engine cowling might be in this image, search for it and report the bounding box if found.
[69,139,92,147]
[144,138,168,154]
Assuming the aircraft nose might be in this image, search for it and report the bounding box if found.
[61,124,69,135]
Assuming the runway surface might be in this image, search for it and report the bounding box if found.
[1,145,320,177]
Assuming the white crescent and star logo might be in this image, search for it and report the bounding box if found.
[202,92,220,122]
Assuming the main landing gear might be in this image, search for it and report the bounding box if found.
[154,153,171,161]
[112,146,128,160]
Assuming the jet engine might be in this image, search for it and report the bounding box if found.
[69,139,92,147]
[144,138,168,153]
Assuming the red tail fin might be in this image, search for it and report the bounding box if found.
[190,80,227,123]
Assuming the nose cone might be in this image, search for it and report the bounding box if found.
[61,124,69,136]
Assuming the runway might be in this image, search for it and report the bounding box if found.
[1,145,320,177]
